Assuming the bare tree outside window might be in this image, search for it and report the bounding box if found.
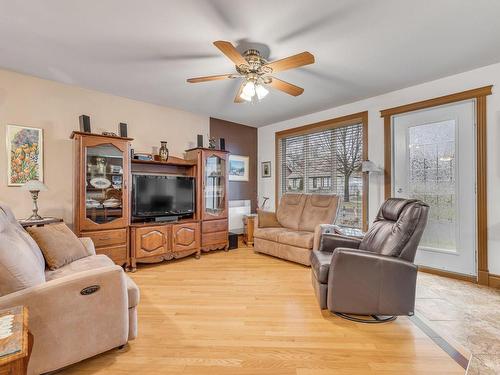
[335,126,362,202]
[279,123,364,228]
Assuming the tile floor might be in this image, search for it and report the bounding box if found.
[415,273,500,374]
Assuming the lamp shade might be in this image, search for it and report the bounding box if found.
[361,160,381,173]
[22,180,48,191]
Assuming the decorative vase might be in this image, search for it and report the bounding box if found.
[159,141,169,161]
[208,137,216,149]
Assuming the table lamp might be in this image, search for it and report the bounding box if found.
[361,160,382,174]
[22,180,48,221]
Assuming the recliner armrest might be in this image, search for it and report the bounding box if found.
[0,266,129,374]
[318,232,362,252]
[327,248,418,316]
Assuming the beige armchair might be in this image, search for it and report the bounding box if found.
[0,203,139,375]
[254,194,339,266]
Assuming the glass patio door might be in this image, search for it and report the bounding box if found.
[392,100,476,276]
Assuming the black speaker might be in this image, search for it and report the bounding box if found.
[79,115,91,133]
[219,138,225,151]
[197,134,204,148]
[228,232,238,250]
[119,122,128,137]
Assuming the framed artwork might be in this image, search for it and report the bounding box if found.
[228,154,249,181]
[262,161,271,178]
[6,125,43,186]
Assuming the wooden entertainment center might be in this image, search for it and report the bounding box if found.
[71,132,229,271]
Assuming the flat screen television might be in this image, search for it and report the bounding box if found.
[132,174,195,219]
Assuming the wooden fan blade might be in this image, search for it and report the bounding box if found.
[264,52,314,73]
[268,77,304,96]
[213,41,247,66]
[187,74,234,83]
[234,81,245,103]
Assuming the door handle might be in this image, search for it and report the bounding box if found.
[397,187,403,194]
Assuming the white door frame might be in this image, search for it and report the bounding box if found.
[380,86,492,285]
[392,100,476,275]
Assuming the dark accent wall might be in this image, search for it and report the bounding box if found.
[210,117,258,212]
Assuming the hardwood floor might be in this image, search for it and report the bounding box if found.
[58,247,464,375]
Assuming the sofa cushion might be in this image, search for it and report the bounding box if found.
[0,204,46,296]
[27,223,89,270]
[298,194,339,232]
[253,227,291,242]
[276,194,306,230]
[45,254,114,281]
[126,275,140,308]
[278,230,314,249]
[310,250,333,283]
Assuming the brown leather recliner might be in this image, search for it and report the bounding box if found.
[310,198,429,322]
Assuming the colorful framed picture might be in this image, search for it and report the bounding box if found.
[262,161,271,178]
[228,155,249,182]
[6,125,43,186]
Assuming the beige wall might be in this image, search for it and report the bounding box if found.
[0,68,209,224]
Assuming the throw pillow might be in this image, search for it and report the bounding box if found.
[257,209,281,228]
[27,223,88,270]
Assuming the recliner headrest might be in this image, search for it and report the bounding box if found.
[378,198,419,222]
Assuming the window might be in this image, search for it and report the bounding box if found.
[276,113,368,229]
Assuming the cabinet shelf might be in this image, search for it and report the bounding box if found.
[87,172,123,176]
[131,157,196,167]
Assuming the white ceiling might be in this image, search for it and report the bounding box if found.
[1,0,500,127]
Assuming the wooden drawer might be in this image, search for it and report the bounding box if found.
[172,222,200,252]
[202,219,228,234]
[95,245,128,265]
[202,231,227,246]
[84,229,127,248]
[133,225,169,259]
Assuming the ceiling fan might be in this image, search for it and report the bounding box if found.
[187,41,315,103]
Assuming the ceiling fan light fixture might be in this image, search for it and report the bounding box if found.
[242,80,255,96]
[240,90,253,102]
[255,84,269,100]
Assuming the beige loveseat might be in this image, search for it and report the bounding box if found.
[0,203,139,375]
[254,194,339,266]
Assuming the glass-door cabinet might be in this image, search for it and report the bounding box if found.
[202,150,228,221]
[72,132,131,231]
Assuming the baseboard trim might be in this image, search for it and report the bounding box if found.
[489,273,500,289]
[418,266,477,283]
[418,267,500,289]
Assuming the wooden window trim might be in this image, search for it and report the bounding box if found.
[380,85,493,286]
[275,111,369,231]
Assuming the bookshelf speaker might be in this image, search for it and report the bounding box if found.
[119,122,128,137]
[79,115,91,133]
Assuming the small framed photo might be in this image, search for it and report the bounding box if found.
[228,155,249,182]
[262,161,271,178]
[6,125,44,186]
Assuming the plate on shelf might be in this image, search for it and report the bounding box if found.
[103,198,122,208]
[86,199,101,208]
[90,177,111,189]
[110,165,123,174]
